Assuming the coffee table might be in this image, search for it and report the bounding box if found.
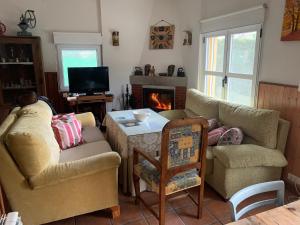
[104,109,169,194]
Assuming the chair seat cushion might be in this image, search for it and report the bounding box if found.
[134,160,201,195]
[212,144,288,169]
[59,141,112,163]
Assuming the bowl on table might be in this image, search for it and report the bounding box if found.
[133,110,151,122]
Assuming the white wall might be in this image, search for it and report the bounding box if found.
[101,0,183,109]
[0,0,101,72]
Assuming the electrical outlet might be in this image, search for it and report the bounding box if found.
[288,173,300,185]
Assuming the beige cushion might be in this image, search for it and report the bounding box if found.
[212,144,287,169]
[185,89,219,119]
[5,113,60,177]
[59,141,112,163]
[219,102,280,149]
[82,127,105,143]
[17,101,53,124]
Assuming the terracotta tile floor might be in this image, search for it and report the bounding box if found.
[45,185,297,225]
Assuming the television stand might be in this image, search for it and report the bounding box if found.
[66,94,114,125]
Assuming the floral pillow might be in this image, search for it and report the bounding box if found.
[217,128,244,146]
[208,126,228,146]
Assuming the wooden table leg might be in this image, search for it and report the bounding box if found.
[110,205,120,219]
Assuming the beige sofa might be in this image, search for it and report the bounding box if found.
[160,89,289,199]
[0,101,121,225]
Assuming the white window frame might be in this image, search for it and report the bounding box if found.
[199,24,262,106]
[57,45,102,92]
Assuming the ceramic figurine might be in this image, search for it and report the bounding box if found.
[168,65,175,76]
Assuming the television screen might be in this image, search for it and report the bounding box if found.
[68,67,109,94]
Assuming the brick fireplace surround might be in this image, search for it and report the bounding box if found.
[130,75,187,110]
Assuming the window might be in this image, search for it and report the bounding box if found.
[57,46,101,91]
[199,24,262,106]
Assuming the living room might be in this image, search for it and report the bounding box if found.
[0,0,300,225]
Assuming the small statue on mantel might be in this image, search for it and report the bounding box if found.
[149,66,156,76]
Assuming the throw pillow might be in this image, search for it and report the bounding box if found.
[51,113,83,150]
[217,128,244,146]
[208,126,228,146]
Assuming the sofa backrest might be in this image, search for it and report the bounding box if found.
[185,89,219,119]
[4,101,60,178]
[219,101,280,149]
[184,88,286,150]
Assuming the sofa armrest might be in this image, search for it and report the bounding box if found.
[29,152,121,189]
[159,110,187,120]
[212,144,288,169]
[75,112,96,127]
[277,119,290,153]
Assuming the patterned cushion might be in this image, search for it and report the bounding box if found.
[134,159,201,195]
[217,128,244,146]
[168,124,201,168]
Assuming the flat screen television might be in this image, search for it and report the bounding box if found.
[68,67,110,94]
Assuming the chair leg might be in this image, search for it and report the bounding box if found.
[159,187,166,225]
[197,184,205,219]
[133,173,140,205]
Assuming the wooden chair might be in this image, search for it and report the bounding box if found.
[229,180,285,221]
[133,117,208,225]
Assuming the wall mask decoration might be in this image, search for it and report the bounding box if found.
[150,20,175,49]
[281,0,300,41]
[112,31,119,46]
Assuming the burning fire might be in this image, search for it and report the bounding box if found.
[150,93,172,110]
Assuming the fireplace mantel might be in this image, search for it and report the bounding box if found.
[130,75,187,87]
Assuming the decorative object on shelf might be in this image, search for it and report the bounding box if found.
[281,0,300,41]
[112,31,119,46]
[183,30,192,45]
[177,67,185,77]
[0,21,6,36]
[9,47,15,62]
[167,65,175,76]
[144,64,151,76]
[134,67,143,76]
[159,73,167,76]
[17,10,37,36]
[150,20,175,49]
[149,66,156,76]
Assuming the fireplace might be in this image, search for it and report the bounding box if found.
[143,86,175,112]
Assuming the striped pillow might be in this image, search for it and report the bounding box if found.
[51,113,83,150]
